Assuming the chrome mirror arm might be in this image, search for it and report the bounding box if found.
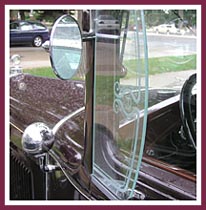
[52,106,85,135]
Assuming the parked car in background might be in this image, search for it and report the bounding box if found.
[153,23,186,35]
[95,14,120,34]
[10,20,50,47]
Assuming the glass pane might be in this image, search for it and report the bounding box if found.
[92,10,148,199]
[144,10,197,173]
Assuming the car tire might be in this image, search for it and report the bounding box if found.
[33,36,43,47]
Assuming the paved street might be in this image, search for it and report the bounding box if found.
[10,33,196,69]
[10,46,50,69]
[9,33,197,89]
[125,32,196,59]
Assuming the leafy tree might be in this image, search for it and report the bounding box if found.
[9,9,196,29]
[32,10,72,22]
[9,10,74,23]
[144,10,196,28]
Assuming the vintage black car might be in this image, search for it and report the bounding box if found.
[9,9,198,201]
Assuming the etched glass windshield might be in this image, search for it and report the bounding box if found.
[92,10,148,199]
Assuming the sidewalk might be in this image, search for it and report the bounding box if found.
[149,70,196,88]
[121,69,196,89]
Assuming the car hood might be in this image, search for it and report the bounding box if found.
[10,74,85,131]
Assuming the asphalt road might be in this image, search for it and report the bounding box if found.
[9,34,196,89]
[125,32,196,59]
[147,33,196,57]
[10,46,51,69]
[10,33,196,69]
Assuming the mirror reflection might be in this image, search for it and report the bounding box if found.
[50,15,82,79]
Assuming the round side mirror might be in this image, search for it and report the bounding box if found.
[50,15,82,80]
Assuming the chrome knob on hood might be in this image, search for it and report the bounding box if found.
[21,107,85,155]
[22,122,54,155]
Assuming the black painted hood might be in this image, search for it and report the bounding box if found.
[10,74,85,131]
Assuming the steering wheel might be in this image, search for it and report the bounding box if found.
[179,73,196,149]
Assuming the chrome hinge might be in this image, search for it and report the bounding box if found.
[127,189,146,200]
[39,155,60,172]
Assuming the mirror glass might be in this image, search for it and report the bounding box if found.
[50,15,82,79]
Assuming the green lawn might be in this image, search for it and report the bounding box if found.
[23,67,56,78]
[23,54,196,79]
[23,67,84,80]
[123,54,196,79]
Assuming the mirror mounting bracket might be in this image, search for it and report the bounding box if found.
[38,154,60,173]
